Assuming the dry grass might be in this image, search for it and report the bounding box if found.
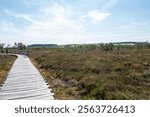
[29,48,150,100]
[0,55,16,86]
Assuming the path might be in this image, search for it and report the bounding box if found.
[0,55,54,100]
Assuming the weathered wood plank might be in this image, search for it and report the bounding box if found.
[10,94,54,100]
[0,84,49,91]
[1,93,54,100]
[0,87,52,93]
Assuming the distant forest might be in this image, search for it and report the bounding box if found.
[26,42,150,50]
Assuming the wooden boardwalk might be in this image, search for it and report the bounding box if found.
[0,55,54,100]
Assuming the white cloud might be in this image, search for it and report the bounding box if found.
[89,10,110,22]
[25,3,85,38]
[0,21,26,45]
[102,0,120,10]
[23,0,31,6]
[39,3,72,18]
[0,21,22,33]
[60,0,65,4]
[1,0,150,45]
[1,3,88,45]
[3,9,35,23]
[81,10,110,22]
[0,3,112,45]
[0,21,13,32]
[3,1,148,45]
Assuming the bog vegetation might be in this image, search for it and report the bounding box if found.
[29,42,150,100]
[0,55,16,86]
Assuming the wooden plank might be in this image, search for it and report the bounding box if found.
[3,79,47,85]
[1,81,49,90]
[0,87,52,93]
[6,75,43,79]
[0,89,54,96]
[9,94,54,100]
[0,93,54,100]
[4,79,46,85]
[0,84,49,91]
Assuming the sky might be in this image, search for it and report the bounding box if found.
[0,0,150,45]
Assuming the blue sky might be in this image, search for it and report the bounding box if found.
[0,0,150,45]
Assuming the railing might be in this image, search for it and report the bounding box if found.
[0,49,29,57]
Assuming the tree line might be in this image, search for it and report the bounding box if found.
[0,42,27,55]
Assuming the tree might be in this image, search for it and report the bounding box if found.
[5,44,10,54]
[0,43,5,49]
[14,42,26,50]
[104,43,114,51]
[20,43,26,50]
[14,42,18,48]
[7,44,10,48]
[0,43,5,53]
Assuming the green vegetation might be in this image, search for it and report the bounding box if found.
[0,55,16,86]
[29,44,150,100]
[28,44,58,49]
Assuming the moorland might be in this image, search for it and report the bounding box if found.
[29,43,150,100]
[0,55,16,86]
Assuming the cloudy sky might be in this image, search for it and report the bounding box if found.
[0,0,150,45]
